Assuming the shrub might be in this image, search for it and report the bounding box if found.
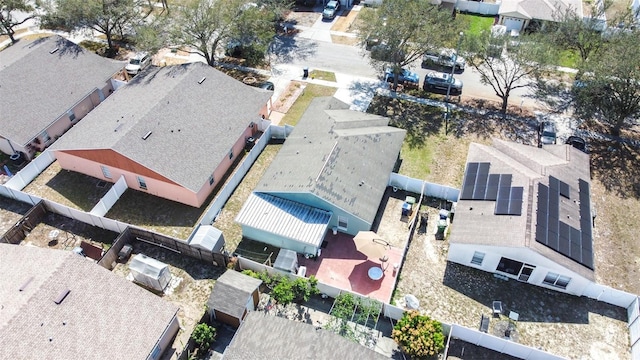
[392,310,445,359]
[191,323,216,349]
[292,275,320,302]
[271,275,295,305]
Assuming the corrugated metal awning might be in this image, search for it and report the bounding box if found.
[235,193,331,249]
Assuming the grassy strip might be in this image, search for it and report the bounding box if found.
[280,84,337,126]
[309,70,337,82]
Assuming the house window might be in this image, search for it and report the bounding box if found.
[209,175,214,186]
[137,176,147,190]
[150,344,162,360]
[471,251,485,266]
[68,110,76,122]
[40,130,51,144]
[543,272,571,289]
[337,216,348,231]
[101,166,112,179]
[229,150,234,160]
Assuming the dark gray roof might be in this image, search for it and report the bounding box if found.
[0,35,124,146]
[255,97,406,224]
[450,139,594,280]
[0,244,178,359]
[222,312,389,360]
[207,270,262,320]
[52,62,272,192]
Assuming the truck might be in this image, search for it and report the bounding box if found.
[421,49,466,71]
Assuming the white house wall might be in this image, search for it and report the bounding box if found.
[448,243,593,296]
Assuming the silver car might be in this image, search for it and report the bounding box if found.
[126,52,151,75]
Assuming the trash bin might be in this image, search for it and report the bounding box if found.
[303,67,309,78]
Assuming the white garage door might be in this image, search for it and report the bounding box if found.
[503,17,524,32]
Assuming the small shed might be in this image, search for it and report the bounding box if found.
[129,254,172,292]
[207,270,262,328]
[273,249,298,274]
[189,225,225,253]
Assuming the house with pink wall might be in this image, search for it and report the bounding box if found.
[51,63,272,208]
[0,35,125,161]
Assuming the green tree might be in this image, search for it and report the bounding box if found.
[171,0,276,66]
[271,275,295,305]
[462,31,556,114]
[1,0,35,44]
[392,310,445,359]
[191,323,216,349]
[39,0,149,57]
[572,30,640,136]
[292,275,319,302]
[355,0,459,90]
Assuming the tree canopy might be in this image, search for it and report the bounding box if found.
[171,0,277,66]
[1,0,35,43]
[355,0,460,89]
[392,310,445,358]
[462,31,556,113]
[572,30,640,135]
[39,0,149,56]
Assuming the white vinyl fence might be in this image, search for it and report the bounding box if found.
[389,173,460,202]
[629,297,640,360]
[456,0,500,15]
[3,150,56,190]
[448,325,566,360]
[90,175,128,216]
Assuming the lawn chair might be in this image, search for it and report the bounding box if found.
[492,301,503,317]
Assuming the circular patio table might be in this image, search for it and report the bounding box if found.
[368,266,384,281]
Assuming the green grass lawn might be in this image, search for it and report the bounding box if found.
[459,14,495,37]
[309,70,337,82]
[280,84,337,126]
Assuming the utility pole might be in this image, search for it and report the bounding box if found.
[445,32,464,135]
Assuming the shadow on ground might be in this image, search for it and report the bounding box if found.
[442,262,627,324]
[589,137,640,199]
[44,170,112,211]
[269,36,318,64]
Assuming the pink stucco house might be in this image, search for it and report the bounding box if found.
[51,62,272,207]
[0,35,125,160]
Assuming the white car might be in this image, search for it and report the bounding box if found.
[125,52,151,75]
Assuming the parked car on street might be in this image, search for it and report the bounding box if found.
[423,72,463,95]
[259,81,275,91]
[384,68,419,85]
[125,52,151,75]
[421,49,466,71]
[565,135,588,153]
[539,121,557,145]
[322,0,340,20]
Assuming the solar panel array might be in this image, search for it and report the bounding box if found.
[534,177,594,270]
[460,162,523,216]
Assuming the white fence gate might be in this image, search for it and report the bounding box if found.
[90,175,128,216]
[3,150,56,190]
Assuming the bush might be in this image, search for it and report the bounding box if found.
[191,323,216,349]
[392,310,444,359]
[271,275,295,305]
[292,275,320,302]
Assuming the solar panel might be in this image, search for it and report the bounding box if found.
[570,242,581,259]
[473,169,489,200]
[548,229,559,249]
[478,162,490,176]
[559,222,570,240]
[558,237,571,256]
[581,249,594,269]
[508,200,523,216]
[495,200,510,215]
[559,180,570,199]
[549,176,559,191]
[536,226,547,244]
[570,226,581,245]
[485,174,500,200]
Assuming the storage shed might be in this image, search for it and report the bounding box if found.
[273,249,299,274]
[129,254,172,292]
[189,225,225,253]
[207,270,262,328]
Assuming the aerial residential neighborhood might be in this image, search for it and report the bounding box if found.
[0,0,638,359]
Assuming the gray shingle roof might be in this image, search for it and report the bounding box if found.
[0,244,179,360]
[222,312,389,360]
[235,192,332,248]
[0,35,124,146]
[256,97,406,224]
[499,0,582,21]
[51,62,272,192]
[450,139,594,280]
[207,270,262,320]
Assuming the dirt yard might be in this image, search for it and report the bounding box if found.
[20,212,118,250]
[0,196,30,234]
[112,241,225,360]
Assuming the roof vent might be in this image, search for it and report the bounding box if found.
[19,276,34,291]
[142,131,152,140]
[198,77,206,84]
[54,289,70,305]
[49,47,59,54]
